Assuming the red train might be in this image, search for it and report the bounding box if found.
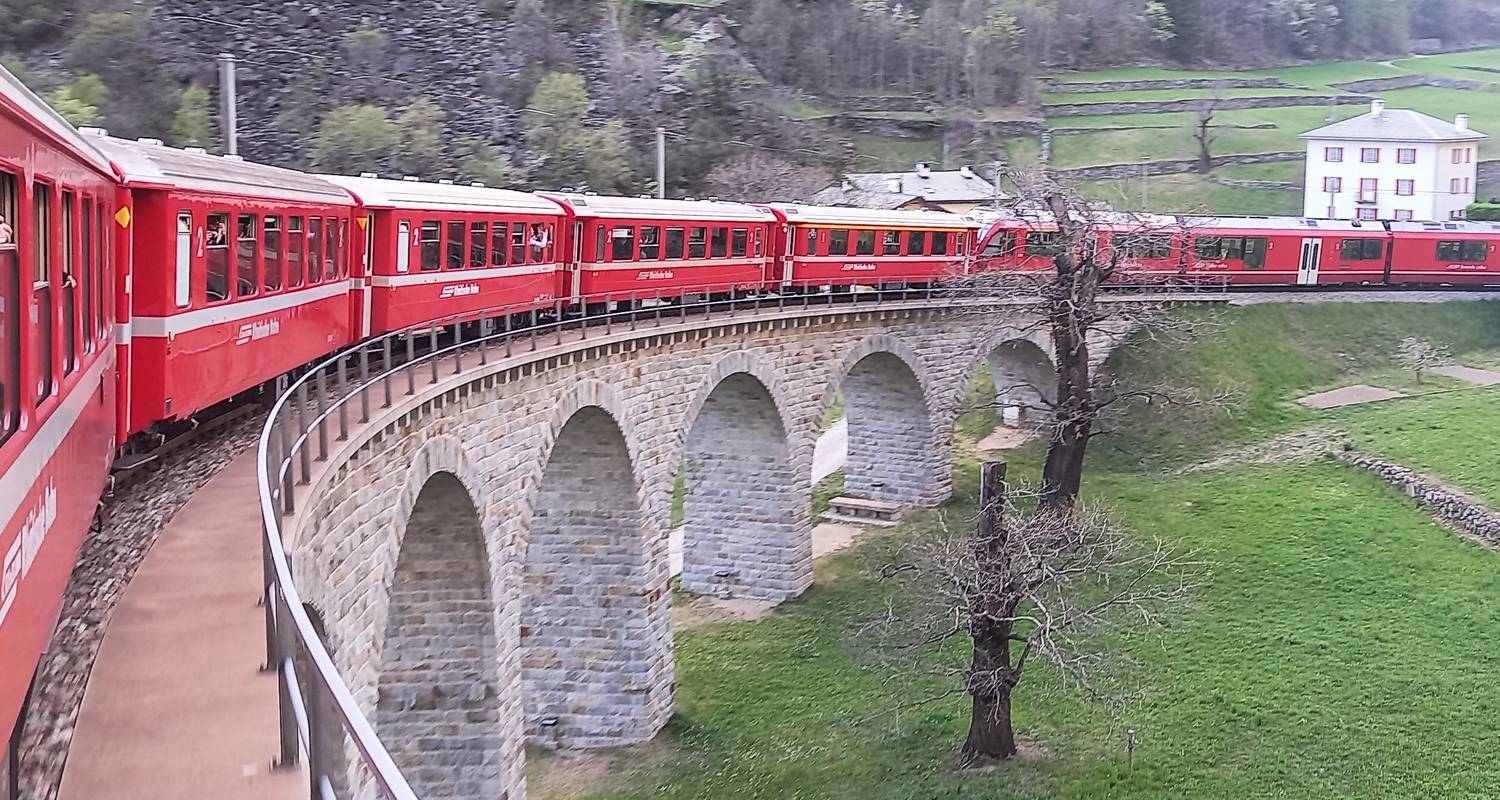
[6,62,1500,782]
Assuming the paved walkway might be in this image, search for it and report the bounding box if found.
[57,450,302,800]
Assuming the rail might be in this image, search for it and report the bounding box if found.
[255,278,1221,797]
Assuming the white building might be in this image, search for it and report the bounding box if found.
[1299,99,1486,222]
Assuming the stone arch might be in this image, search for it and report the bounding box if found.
[832,335,947,508]
[985,336,1057,428]
[679,363,811,602]
[522,402,671,749]
[374,470,506,800]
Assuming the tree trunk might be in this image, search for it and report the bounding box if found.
[960,682,1017,766]
[1038,198,1101,513]
[961,461,1020,767]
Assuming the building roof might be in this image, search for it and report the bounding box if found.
[809,165,1001,209]
[1299,103,1487,143]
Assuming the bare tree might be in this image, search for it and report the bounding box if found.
[1192,97,1221,175]
[1398,336,1451,384]
[871,463,1199,767]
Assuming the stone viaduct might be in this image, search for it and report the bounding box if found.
[276,298,1137,799]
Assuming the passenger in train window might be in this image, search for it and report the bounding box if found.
[0,214,12,245]
[530,224,549,260]
[206,219,227,247]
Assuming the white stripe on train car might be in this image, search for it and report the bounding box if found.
[114,323,130,345]
[369,264,557,287]
[133,281,352,338]
[580,258,764,272]
[0,352,113,531]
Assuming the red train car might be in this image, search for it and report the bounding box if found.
[1183,216,1393,286]
[1385,220,1500,285]
[85,135,357,437]
[324,175,567,334]
[0,67,119,782]
[768,204,978,289]
[543,194,778,299]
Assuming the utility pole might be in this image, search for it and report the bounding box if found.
[992,159,1004,209]
[217,53,239,156]
[655,127,666,200]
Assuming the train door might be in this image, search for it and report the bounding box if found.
[569,220,584,299]
[1297,238,1322,285]
[358,213,373,338]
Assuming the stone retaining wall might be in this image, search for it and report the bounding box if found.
[1056,150,1303,181]
[1046,77,1287,93]
[1332,75,1492,92]
[1049,122,1277,135]
[1046,94,1372,118]
[1340,452,1500,547]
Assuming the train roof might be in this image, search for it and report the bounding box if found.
[1385,219,1500,235]
[0,65,115,176]
[1185,215,1379,233]
[320,174,559,215]
[768,203,980,229]
[541,193,777,223]
[85,134,353,205]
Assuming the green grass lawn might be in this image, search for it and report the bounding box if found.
[1332,384,1500,505]
[1076,172,1301,215]
[1042,86,1329,105]
[849,133,943,171]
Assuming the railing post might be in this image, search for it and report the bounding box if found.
[273,593,301,770]
[555,300,564,346]
[504,312,513,359]
[604,294,612,335]
[629,292,638,332]
[655,290,663,327]
[278,419,296,514]
[405,333,416,396]
[381,337,393,409]
[336,358,349,442]
[478,320,488,367]
[453,319,464,375]
[295,383,312,484]
[429,327,439,385]
[358,347,370,424]
[314,369,329,462]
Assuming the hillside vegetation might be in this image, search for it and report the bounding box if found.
[530,299,1500,800]
[3,0,1499,203]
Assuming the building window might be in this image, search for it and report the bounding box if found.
[1453,148,1464,164]
[1464,178,1472,193]
[1356,208,1378,221]
[1323,176,1342,193]
[1466,148,1473,164]
[1361,148,1380,163]
[1359,178,1378,202]
[1452,177,1463,194]
[1396,180,1414,196]
[1395,209,1414,221]
[1397,148,1416,164]
[1450,209,1468,220]
[1325,147,1343,162]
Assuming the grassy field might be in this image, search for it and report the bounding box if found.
[1076,173,1301,215]
[536,300,1500,800]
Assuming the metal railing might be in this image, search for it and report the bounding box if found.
[254,277,1218,797]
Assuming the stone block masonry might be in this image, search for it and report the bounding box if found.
[280,302,1136,798]
[1340,452,1500,548]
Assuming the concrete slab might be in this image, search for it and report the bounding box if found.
[1297,384,1406,409]
[1430,365,1500,386]
[57,452,303,800]
[976,424,1034,451]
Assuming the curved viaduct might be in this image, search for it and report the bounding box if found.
[273,297,1140,798]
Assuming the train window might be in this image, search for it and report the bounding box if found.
[688,227,707,259]
[325,218,340,280]
[1438,240,1488,261]
[731,228,748,258]
[666,227,685,259]
[61,192,77,375]
[957,233,967,255]
[0,189,14,441]
[1024,231,1059,257]
[1339,238,1383,261]
[510,222,526,264]
[1195,236,1243,261]
[1243,237,1267,270]
[803,229,818,256]
[979,232,1009,257]
[337,219,349,278]
[854,230,875,256]
[883,231,901,255]
[288,217,305,286]
[418,221,440,271]
[491,221,507,266]
[593,225,607,261]
[83,199,96,347]
[711,227,729,258]
[96,203,108,336]
[640,226,661,260]
[236,214,259,297]
[175,211,193,308]
[469,222,488,268]
[32,182,54,401]
[932,232,949,256]
[533,223,552,262]
[829,229,849,256]
[611,226,636,261]
[445,221,464,270]
[907,230,927,256]
[263,216,283,292]
[1120,235,1171,260]
[207,212,230,302]
[753,228,763,257]
[395,220,410,274]
[307,217,323,284]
